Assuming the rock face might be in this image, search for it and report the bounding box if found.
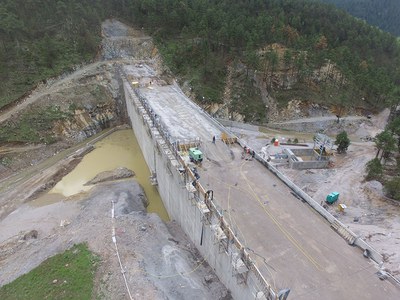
[101,19,155,61]
[84,167,135,185]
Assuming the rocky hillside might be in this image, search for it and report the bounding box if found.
[0,19,168,180]
[2,0,400,128]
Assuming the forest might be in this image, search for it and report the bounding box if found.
[0,0,106,108]
[1,0,400,115]
[319,0,400,36]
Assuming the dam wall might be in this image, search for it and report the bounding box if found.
[123,78,278,300]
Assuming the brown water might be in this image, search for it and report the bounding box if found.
[46,129,169,221]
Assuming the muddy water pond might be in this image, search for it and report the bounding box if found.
[42,129,169,221]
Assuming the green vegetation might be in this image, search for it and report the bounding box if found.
[374,130,397,162]
[365,116,400,200]
[334,131,350,153]
[231,70,265,122]
[118,0,400,115]
[387,115,400,151]
[0,156,12,167]
[384,177,400,200]
[112,0,400,122]
[0,0,104,108]
[0,244,99,300]
[2,0,400,123]
[320,0,400,36]
[0,105,71,144]
[365,158,383,181]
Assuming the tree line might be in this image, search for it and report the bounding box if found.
[110,0,400,112]
[1,0,400,113]
[1,0,399,199]
[0,0,106,108]
[319,0,400,36]
[366,114,400,200]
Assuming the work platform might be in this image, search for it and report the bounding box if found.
[123,64,399,299]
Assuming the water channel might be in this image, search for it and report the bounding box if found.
[33,129,169,221]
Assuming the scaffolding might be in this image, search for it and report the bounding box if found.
[313,133,333,160]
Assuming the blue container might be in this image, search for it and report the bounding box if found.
[326,192,339,204]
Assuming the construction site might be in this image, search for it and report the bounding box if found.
[123,60,399,299]
[1,20,399,300]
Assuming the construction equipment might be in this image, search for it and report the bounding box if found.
[189,147,203,163]
[338,203,347,212]
[326,192,339,204]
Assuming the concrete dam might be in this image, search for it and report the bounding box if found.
[122,63,399,300]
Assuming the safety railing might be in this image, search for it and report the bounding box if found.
[124,78,279,299]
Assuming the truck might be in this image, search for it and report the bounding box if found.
[189,147,203,164]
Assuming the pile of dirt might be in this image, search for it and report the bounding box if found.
[84,167,135,185]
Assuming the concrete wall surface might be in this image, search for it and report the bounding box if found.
[291,160,329,169]
[123,74,399,298]
[236,139,384,266]
[124,79,277,300]
[290,148,314,156]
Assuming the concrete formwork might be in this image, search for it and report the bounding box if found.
[284,148,330,169]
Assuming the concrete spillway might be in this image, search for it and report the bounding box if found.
[122,64,399,300]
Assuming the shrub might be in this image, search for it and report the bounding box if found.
[384,177,400,201]
[335,131,350,153]
[365,158,383,181]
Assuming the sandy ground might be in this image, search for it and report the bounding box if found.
[230,110,400,277]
